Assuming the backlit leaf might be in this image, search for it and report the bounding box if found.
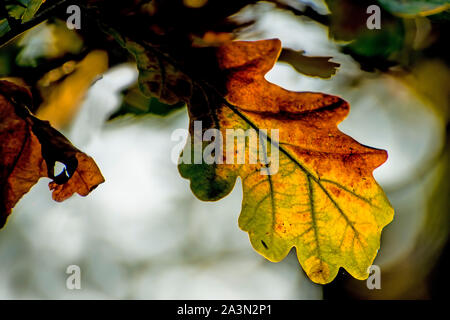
[0,80,105,228]
[6,0,45,22]
[177,39,394,284]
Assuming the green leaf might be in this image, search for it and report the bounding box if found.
[324,0,406,70]
[6,0,45,22]
[110,28,192,105]
[377,0,450,17]
[111,86,186,119]
[344,20,405,59]
[0,18,11,38]
[21,0,44,22]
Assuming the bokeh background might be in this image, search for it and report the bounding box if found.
[0,0,448,299]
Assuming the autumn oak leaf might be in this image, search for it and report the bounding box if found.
[178,39,394,284]
[0,80,105,228]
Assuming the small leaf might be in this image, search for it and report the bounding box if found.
[377,0,450,17]
[111,86,185,119]
[278,48,340,79]
[0,80,105,228]
[6,0,45,23]
[20,0,44,22]
[116,36,192,105]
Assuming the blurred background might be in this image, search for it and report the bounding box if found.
[0,0,448,299]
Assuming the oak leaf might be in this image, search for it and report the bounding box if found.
[0,80,104,228]
[178,39,394,284]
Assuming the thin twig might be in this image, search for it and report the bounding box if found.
[0,0,72,47]
[269,0,330,26]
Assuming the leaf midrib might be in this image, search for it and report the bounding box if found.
[222,97,367,254]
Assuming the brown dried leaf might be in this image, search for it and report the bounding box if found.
[0,80,104,228]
